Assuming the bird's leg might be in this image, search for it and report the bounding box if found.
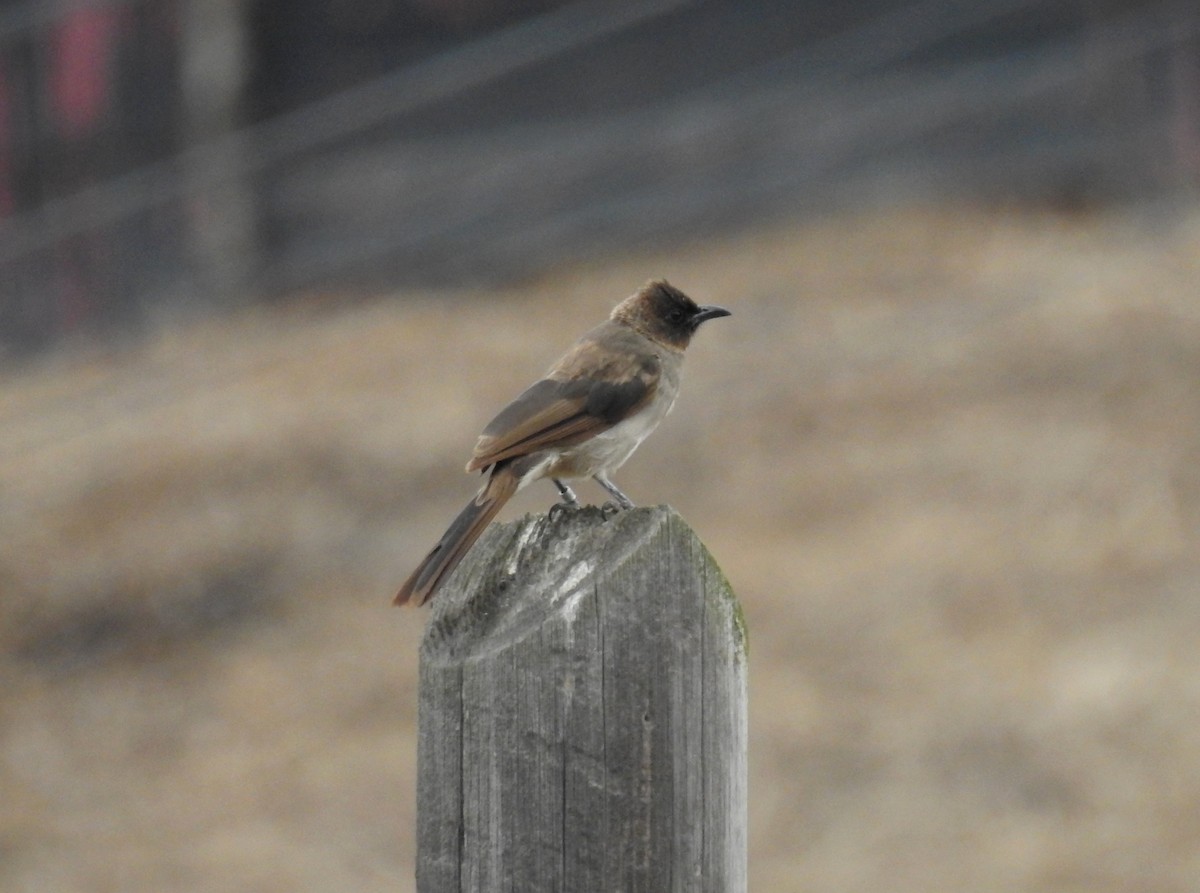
[593,472,635,510]
[552,478,580,506]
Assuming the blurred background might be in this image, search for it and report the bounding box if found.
[2,0,1200,890]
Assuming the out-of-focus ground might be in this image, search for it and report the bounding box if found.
[2,203,1199,892]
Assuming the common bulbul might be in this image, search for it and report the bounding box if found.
[393,280,730,606]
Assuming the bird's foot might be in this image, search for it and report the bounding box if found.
[552,478,580,507]
[593,474,635,511]
[600,501,623,519]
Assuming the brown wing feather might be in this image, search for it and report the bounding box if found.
[466,323,662,472]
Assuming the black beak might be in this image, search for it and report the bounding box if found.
[692,305,732,325]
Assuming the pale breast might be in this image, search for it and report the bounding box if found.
[545,356,681,479]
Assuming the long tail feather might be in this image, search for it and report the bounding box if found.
[393,466,519,606]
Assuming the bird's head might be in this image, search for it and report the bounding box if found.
[612,280,731,349]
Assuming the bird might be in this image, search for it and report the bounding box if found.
[394,280,730,606]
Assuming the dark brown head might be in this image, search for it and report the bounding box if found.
[611,280,731,350]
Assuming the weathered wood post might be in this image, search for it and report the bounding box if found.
[416,505,747,892]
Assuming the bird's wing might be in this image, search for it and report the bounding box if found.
[466,324,661,472]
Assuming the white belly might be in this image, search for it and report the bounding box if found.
[528,383,678,485]
[582,393,675,472]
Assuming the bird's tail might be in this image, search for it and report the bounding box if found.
[393,464,520,606]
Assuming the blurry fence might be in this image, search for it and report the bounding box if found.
[1,0,1198,354]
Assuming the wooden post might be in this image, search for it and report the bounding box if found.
[415,505,747,893]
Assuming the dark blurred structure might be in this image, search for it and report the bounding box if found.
[1,0,1198,353]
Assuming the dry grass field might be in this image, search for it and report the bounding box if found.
[2,203,1199,892]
